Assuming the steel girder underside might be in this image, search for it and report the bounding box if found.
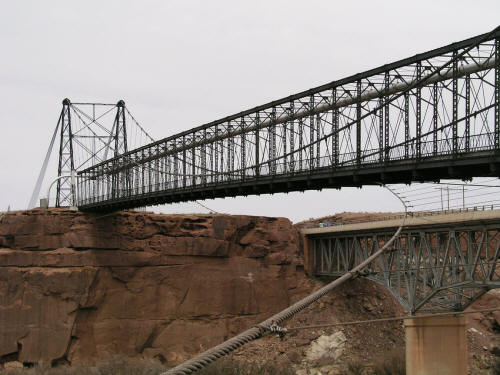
[312,221,500,313]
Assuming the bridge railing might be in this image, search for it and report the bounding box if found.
[76,130,498,207]
[300,204,500,229]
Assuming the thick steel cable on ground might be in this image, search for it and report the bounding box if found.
[162,184,407,375]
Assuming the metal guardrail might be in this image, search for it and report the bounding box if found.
[303,204,500,228]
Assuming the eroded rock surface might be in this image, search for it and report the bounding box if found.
[1,208,498,372]
[0,208,305,366]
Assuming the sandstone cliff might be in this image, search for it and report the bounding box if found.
[0,208,306,366]
[0,209,498,373]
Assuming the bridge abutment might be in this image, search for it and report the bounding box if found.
[405,315,466,375]
[302,233,314,276]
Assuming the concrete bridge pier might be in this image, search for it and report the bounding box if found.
[405,315,466,375]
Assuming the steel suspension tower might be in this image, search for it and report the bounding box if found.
[55,98,75,207]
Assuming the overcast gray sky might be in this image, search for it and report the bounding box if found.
[1,1,499,222]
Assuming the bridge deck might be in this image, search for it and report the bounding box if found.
[302,209,500,236]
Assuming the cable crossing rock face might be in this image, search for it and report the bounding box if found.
[162,186,407,374]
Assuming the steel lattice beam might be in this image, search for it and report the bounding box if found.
[76,28,500,211]
[311,219,500,313]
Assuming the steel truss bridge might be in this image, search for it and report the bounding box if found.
[75,29,500,211]
[304,210,500,313]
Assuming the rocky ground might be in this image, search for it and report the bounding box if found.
[0,209,498,374]
[229,286,500,374]
[230,277,407,374]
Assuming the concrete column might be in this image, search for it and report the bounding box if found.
[405,315,466,375]
[301,233,314,276]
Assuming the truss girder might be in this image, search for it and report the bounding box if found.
[51,100,154,207]
[76,30,500,210]
[56,100,74,207]
[312,223,500,313]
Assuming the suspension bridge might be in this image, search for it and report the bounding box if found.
[28,27,500,375]
[28,27,499,212]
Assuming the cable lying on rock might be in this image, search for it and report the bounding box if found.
[162,184,407,375]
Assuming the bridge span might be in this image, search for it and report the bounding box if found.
[74,28,500,211]
[302,209,500,313]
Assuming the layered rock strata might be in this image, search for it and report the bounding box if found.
[0,208,498,371]
[0,209,305,365]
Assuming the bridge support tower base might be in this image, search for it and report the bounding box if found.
[405,315,466,375]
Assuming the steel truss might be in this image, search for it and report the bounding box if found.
[77,29,500,211]
[56,99,75,206]
[312,223,500,313]
[50,99,153,207]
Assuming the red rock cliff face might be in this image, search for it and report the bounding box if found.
[0,209,307,366]
[2,209,498,372]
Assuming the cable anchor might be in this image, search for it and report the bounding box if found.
[269,320,288,340]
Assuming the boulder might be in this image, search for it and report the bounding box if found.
[305,331,347,364]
